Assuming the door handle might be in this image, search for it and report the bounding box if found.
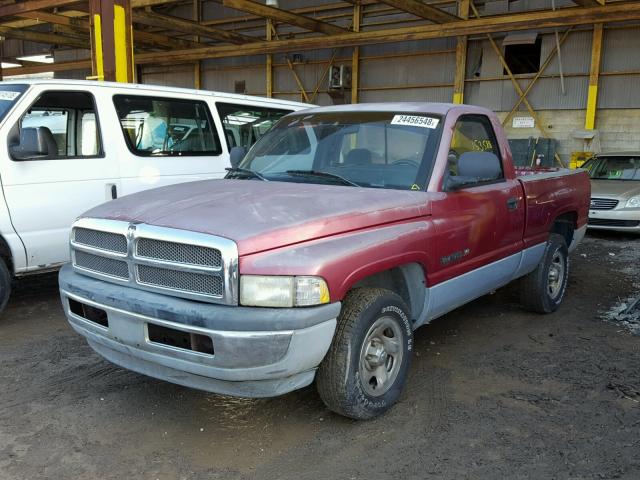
[507,197,518,211]
[106,183,117,200]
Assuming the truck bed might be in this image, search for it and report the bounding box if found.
[516,167,591,248]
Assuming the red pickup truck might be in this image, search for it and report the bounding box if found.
[59,103,590,419]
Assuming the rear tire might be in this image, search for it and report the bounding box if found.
[520,233,569,314]
[0,259,11,313]
[316,288,413,420]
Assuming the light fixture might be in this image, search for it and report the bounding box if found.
[1,62,21,69]
[266,0,279,7]
[15,54,54,64]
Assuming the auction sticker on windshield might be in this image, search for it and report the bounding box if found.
[391,115,439,129]
[0,91,20,101]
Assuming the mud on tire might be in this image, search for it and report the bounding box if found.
[316,288,413,420]
[520,233,569,314]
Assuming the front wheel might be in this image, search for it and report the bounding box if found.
[519,233,569,314]
[316,288,413,420]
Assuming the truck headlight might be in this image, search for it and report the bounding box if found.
[240,275,330,307]
[627,196,640,208]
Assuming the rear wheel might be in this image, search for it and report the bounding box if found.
[316,288,413,420]
[520,233,569,313]
[0,259,11,313]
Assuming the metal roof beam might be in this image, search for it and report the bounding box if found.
[0,0,78,17]
[0,25,87,48]
[132,10,252,44]
[573,0,605,5]
[378,0,459,23]
[222,0,348,35]
[7,10,201,50]
[135,2,640,64]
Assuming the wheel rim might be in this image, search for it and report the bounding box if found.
[358,316,404,397]
[547,249,565,299]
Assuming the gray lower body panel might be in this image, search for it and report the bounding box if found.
[59,265,339,397]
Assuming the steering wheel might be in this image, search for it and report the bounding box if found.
[391,159,420,168]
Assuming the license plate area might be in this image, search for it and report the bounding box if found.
[147,323,214,356]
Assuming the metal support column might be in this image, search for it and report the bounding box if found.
[585,23,603,130]
[89,0,134,82]
[193,0,201,89]
[266,19,273,98]
[452,0,469,104]
[351,2,362,104]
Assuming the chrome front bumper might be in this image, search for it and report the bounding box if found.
[588,208,640,233]
[59,265,340,397]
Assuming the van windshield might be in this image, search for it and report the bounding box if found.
[235,111,443,190]
[0,84,28,123]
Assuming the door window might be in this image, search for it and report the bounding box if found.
[9,91,102,160]
[113,95,221,156]
[216,102,291,150]
[448,114,503,183]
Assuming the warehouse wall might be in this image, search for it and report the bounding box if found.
[499,109,640,161]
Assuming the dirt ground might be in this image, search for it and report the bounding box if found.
[1,231,639,480]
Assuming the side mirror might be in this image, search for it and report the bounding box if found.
[445,151,502,191]
[9,126,57,160]
[229,146,247,167]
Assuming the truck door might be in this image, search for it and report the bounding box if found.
[430,113,525,287]
[0,88,120,271]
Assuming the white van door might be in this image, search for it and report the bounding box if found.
[107,94,297,196]
[108,93,228,196]
[0,87,120,272]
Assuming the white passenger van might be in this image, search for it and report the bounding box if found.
[0,79,311,310]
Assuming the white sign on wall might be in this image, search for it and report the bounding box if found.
[512,116,535,128]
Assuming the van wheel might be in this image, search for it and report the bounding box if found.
[520,233,569,314]
[0,259,11,313]
[316,288,413,420]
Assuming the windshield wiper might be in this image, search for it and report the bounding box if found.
[225,167,268,181]
[285,170,360,187]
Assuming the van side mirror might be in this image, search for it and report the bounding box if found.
[229,146,247,167]
[444,151,502,191]
[9,126,58,160]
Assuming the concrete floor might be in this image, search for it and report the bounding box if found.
[1,232,639,480]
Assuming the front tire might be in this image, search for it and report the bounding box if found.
[520,233,569,314]
[316,288,413,420]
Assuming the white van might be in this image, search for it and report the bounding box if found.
[0,80,311,310]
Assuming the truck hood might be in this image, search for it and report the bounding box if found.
[82,179,432,256]
[590,179,640,199]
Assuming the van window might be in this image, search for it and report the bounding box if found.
[9,91,102,161]
[113,95,221,156]
[216,102,291,151]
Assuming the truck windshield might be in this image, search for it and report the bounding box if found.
[0,84,28,123]
[583,156,640,181]
[236,111,443,190]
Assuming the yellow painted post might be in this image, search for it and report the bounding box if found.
[585,24,603,130]
[89,0,134,82]
[452,0,469,104]
[92,13,105,80]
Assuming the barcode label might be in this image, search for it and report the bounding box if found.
[390,115,439,129]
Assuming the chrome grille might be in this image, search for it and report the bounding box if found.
[74,228,127,253]
[74,251,129,279]
[70,219,238,305]
[137,265,223,297]
[590,197,619,210]
[136,238,221,268]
